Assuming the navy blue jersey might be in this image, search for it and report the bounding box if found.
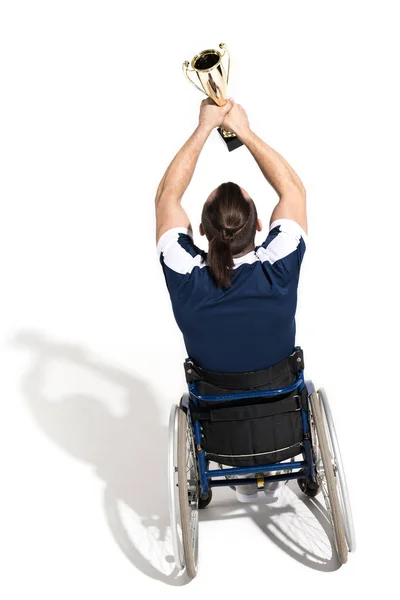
[157,218,307,372]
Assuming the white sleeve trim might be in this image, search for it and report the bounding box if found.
[269,218,308,247]
[156,227,193,257]
[256,218,307,266]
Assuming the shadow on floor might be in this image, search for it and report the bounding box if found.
[199,480,340,571]
[13,330,339,585]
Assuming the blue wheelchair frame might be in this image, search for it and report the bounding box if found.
[185,359,316,498]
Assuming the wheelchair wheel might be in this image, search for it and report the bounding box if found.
[177,406,199,578]
[168,405,184,571]
[309,391,348,564]
[319,388,356,552]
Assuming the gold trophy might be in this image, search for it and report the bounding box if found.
[183,43,243,152]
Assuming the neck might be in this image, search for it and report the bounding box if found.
[232,245,255,259]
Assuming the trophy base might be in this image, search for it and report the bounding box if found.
[217,127,243,152]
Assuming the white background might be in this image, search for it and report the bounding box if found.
[1,0,399,597]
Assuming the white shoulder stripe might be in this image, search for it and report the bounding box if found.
[256,219,306,265]
[270,218,308,246]
[157,227,207,275]
[156,227,193,257]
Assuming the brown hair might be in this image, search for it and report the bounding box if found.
[201,182,258,289]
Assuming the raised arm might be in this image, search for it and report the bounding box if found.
[222,103,307,233]
[155,98,233,243]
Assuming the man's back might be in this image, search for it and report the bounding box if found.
[158,218,306,372]
[155,99,307,372]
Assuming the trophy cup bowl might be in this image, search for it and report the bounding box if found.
[183,43,243,152]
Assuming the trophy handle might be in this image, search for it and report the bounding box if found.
[219,43,231,85]
[182,61,206,95]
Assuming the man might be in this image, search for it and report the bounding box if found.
[155,98,307,375]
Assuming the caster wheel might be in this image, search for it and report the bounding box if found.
[199,489,212,509]
[298,475,320,497]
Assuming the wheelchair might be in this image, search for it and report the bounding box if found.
[168,348,355,578]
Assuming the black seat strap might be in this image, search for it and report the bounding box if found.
[184,348,304,390]
[189,391,302,423]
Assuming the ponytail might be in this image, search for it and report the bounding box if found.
[207,229,235,289]
[202,182,258,289]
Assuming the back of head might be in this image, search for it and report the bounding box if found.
[201,182,258,289]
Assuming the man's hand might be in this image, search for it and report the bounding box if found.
[198,98,234,132]
[221,101,250,137]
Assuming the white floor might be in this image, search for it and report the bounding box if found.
[2,1,399,598]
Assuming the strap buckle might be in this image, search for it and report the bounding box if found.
[183,359,202,383]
